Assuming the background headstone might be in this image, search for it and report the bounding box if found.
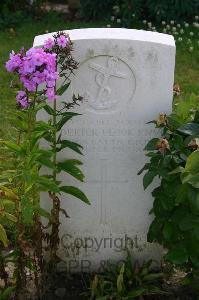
[34,28,175,272]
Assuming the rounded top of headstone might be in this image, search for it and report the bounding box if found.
[33,28,175,48]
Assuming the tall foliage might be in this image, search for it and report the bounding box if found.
[0,31,89,299]
[139,95,199,283]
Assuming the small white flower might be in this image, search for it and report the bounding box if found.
[197,41,199,46]
[170,20,175,24]
[143,20,147,24]
[116,18,121,24]
[193,22,199,28]
[111,16,115,21]
[177,24,181,28]
[185,23,189,28]
[195,16,199,20]
[180,29,184,34]
[189,46,194,52]
[166,24,170,29]
[190,32,194,36]
[172,26,177,31]
[187,38,192,44]
[163,28,167,33]
[132,13,135,17]
[162,21,166,25]
[178,37,182,42]
[107,24,111,28]
[148,22,152,28]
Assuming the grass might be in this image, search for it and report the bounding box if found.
[0,13,198,139]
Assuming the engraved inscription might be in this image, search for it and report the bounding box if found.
[87,57,127,110]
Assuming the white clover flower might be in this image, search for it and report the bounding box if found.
[132,13,135,17]
[177,24,181,28]
[190,32,194,36]
[116,18,121,24]
[197,41,199,46]
[180,29,184,34]
[185,23,189,28]
[166,24,170,29]
[195,16,199,20]
[148,22,152,28]
[178,37,182,42]
[187,38,192,44]
[113,5,120,13]
[107,24,111,28]
[193,22,199,28]
[189,46,194,52]
[162,21,166,25]
[111,16,115,21]
[172,26,177,31]
[163,28,167,33]
[143,20,147,24]
[170,20,175,24]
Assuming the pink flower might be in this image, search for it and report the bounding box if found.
[57,35,68,48]
[5,51,22,72]
[46,87,56,101]
[16,91,29,108]
[44,38,55,49]
[6,46,59,102]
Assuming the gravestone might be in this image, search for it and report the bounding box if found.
[34,28,175,272]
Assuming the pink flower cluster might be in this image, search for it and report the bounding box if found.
[44,34,69,50]
[6,47,59,107]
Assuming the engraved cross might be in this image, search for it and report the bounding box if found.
[87,159,128,225]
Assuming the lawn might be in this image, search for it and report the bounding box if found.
[0,14,198,140]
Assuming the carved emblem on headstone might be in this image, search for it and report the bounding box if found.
[87,57,127,110]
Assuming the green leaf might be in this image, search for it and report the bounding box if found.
[38,207,51,219]
[57,82,70,96]
[56,112,80,131]
[163,222,174,240]
[144,138,159,151]
[36,176,60,193]
[3,141,22,153]
[183,173,199,188]
[143,273,164,281]
[60,186,90,204]
[185,151,199,174]
[126,288,146,298]
[117,264,125,294]
[143,171,157,190]
[4,212,17,223]
[43,104,55,115]
[169,166,184,175]
[58,140,83,155]
[36,155,54,169]
[58,160,84,182]
[21,196,34,225]
[175,183,188,204]
[178,123,199,136]
[0,224,8,247]
[166,245,188,265]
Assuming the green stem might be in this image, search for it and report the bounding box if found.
[53,98,57,182]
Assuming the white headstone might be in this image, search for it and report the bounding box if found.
[34,28,175,272]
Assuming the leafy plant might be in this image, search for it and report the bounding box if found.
[139,95,199,282]
[0,31,89,299]
[87,253,165,299]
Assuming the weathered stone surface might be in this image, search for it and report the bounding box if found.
[34,28,175,271]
